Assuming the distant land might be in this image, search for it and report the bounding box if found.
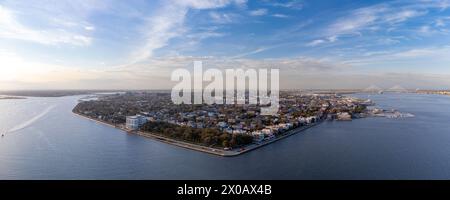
[0,90,124,97]
[0,89,447,97]
[0,96,27,100]
[416,90,450,96]
[0,90,176,97]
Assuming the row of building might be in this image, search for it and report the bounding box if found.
[82,92,371,143]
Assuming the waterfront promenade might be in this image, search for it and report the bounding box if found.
[73,112,322,157]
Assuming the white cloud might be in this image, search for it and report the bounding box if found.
[393,48,438,58]
[343,46,450,67]
[377,38,400,45]
[172,28,226,52]
[129,4,188,63]
[327,5,382,36]
[209,11,236,23]
[187,30,225,40]
[326,3,428,37]
[3,50,450,90]
[434,17,450,27]
[267,1,303,10]
[272,14,289,18]
[0,5,92,46]
[306,36,338,47]
[328,35,338,42]
[113,55,348,78]
[84,26,95,31]
[175,0,242,9]
[435,0,450,10]
[231,47,273,58]
[233,0,248,8]
[249,9,268,16]
[2,0,450,90]
[0,54,347,89]
[0,0,109,46]
[306,39,325,47]
[436,19,446,27]
[418,25,432,34]
[130,0,247,64]
[383,10,427,24]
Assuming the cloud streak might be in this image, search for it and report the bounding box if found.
[130,0,247,64]
[1,0,450,90]
[326,1,445,37]
[249,9,268,16]
[0,5,92,46]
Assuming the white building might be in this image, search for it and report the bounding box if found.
[251,131,265,142]
[261,128,273,136]
[218,121,228,128]
[126,115,148,130]
[232,129,246,134]
[337,112,352,121]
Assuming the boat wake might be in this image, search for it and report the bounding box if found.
[7,105,55,134]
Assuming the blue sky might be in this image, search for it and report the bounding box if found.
[1,0,450,89]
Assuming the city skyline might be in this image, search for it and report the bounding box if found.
[1,0,450,90]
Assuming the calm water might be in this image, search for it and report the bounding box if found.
[1,93,450,180]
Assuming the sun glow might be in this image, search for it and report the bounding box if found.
[0,52,70,82]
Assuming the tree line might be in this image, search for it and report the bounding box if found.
[140,121,254,148]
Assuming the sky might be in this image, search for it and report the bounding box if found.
[1,0,450,90]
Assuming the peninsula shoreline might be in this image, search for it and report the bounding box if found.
[73,111,322,157]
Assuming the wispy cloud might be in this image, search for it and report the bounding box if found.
[209,11,236,24]
[266,0,303,10]
[327,5,384,36]
[392,47,448,58]
[231,47,273,58]
[249,8,268,16]
[306,39,326,47]
[0,5,93,46]
[306,36,338,47]
[343,46,450,67]
[129,0,246,64]
[326,3,430,37]
[272,13,290,18]
[377,38,400,45]
[0,54,348,89]
[2,0,450,90]
[129,4,188,63]
[384,10,427,24]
